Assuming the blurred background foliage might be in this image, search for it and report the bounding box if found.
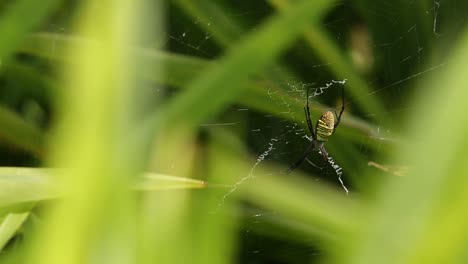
[0,0,468,263]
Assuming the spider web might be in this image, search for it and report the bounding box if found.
[164,2,449,182]
[10,1,452,262]
[160,0,458,261]
[0,0,462,263]
[165,6,354,195]
[218,79,350,205]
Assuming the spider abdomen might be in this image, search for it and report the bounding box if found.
[316,111,335,141]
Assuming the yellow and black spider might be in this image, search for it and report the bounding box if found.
[287,86,345,173]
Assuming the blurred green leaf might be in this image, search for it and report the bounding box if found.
[134,172,206,190]
[240,163,363,243]
[344,23,468,264]
[2,0,465,263]
[0,167,205,209]
[22,33,381,141]
[144,0,337,133]
[17,32,388,189]
[0,167,58,207]
[0,107,43,156]
[172,0,295,84]
[269,0,390,123]
[172,0,244,48]
[0,212,30,251]
[0,0,62,62]
[209,128,363,243]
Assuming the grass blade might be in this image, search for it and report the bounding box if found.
[0,167,205,209]
[269,0,389,123]
[0,0,62,62]
[143,0,337,133]
[0,212,30,251]
[345,26,468,264]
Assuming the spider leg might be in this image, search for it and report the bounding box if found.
[305,158,324,170]
[304,107,315,139]
[287,87,320,174]
[305,86,317,140]
[333,85,345,131]
[319,144,330,162]
[286,141,317,174]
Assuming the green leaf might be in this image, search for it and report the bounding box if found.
[344,26,468,264]
[0,167,205,209]
[145,0,337,129]
[0,107,43,156]
[134,172,206,190]
[269,0,390,123]
[22,33,380,141]
[0,0,63,62]
[0,213,30,251]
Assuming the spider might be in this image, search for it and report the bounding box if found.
[287,86,345,173]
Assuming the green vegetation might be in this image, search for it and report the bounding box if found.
[0,0,467,263]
